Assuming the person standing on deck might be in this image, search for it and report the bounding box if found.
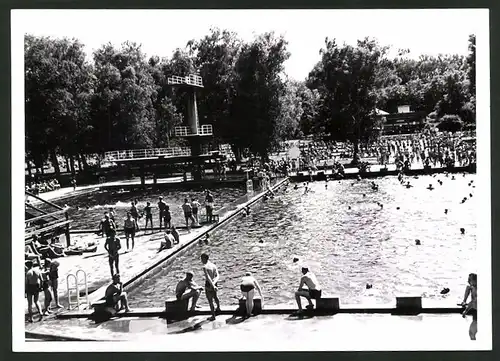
[205,190,214,223]
[143,201,153,232]
[191,197,201,226]
[130,202,139,221]
[44,258,62,308]
[99,212,116,238]
[40,264,53,316]
[294,266,322,314]
[201,253,221,321]
[105,230,121,277]
[461,273,478,340]
[158,196,167,230]
[240,272,264,318]
[182,198,196,232]
[25,260,43,322]
[123,212,138,251]
[108,207,116,223]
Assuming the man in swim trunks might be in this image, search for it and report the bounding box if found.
[105,274,131,312]
[182,198,196,232]
[123,212,138,251]
[294,266,322,313]
[44,258,62,308]
[158,196,167,229]
[108,207,116,223]
[143,201,153,231]
[461,273,478,340]
[130,202,139,221]
[40,262,53,316]
[191,197,201,226]
[99,212,116,238]
[205,190,214,223]
[201,253,221,321]
[104,231,121,277]
[25,260,43,322]
[175,271,203,312]
[240,272,264,318]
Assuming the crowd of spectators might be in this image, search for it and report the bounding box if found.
[294,130,476,171]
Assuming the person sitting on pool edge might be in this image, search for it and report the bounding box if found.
[240,272,264,318]
[175,271,203,312]
[105,274,131,313]
[294,266,322,314]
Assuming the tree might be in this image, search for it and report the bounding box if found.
[231,32,290,159]
[275,78,303,140]
[90,42,157,152]
[25,35,94,177]
[307,37,387,163]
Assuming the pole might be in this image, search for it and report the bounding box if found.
[65,211,71,247]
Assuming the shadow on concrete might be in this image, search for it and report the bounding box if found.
[225,315,248,325]
[286,313,314,321]
[168,319,208,334]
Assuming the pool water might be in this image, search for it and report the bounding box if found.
[52,186,246,230]
[128,173,477,307]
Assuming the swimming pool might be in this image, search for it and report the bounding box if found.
[128,173,477,307]
[51,186,247,230]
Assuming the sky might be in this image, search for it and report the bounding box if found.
[15,9,481,81]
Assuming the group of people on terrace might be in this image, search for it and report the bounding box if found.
[295,130,476,173]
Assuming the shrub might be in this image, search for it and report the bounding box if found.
[437,114,464,133]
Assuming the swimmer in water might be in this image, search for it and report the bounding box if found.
[427,184,434,190]
[405,181,413,189]
[240,272,264,318]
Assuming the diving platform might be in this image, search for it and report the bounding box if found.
[167,74,203,88]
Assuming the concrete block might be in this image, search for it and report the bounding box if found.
[165,299,189,315]
[91,299,117,321]
[238,298,262,315]
[316,297,340,311]
[395,296,422,314]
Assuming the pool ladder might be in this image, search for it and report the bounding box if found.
[66,270,89,310]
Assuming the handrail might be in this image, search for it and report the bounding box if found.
[104,147,192,161]
[67,270,89,310]
[25,209,66,224]
[25,191,64,210]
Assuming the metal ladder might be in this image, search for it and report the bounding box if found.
[66,269,89,310]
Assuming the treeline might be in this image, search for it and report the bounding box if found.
[25,29,475,176]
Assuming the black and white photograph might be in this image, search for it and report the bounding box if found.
[12,8,491,351]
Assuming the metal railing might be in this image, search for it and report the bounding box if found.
[104,147,192,161]
[174,124,213,137]
[167,74,204,88]
[67,269,89,310]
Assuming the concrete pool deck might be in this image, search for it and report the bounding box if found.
[24,312,482,350]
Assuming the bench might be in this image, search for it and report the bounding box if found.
[393,296,422,315]
[91,299,117,321]
[315,296,340,313]
[237,298,262,316]
[165,299,189,320]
